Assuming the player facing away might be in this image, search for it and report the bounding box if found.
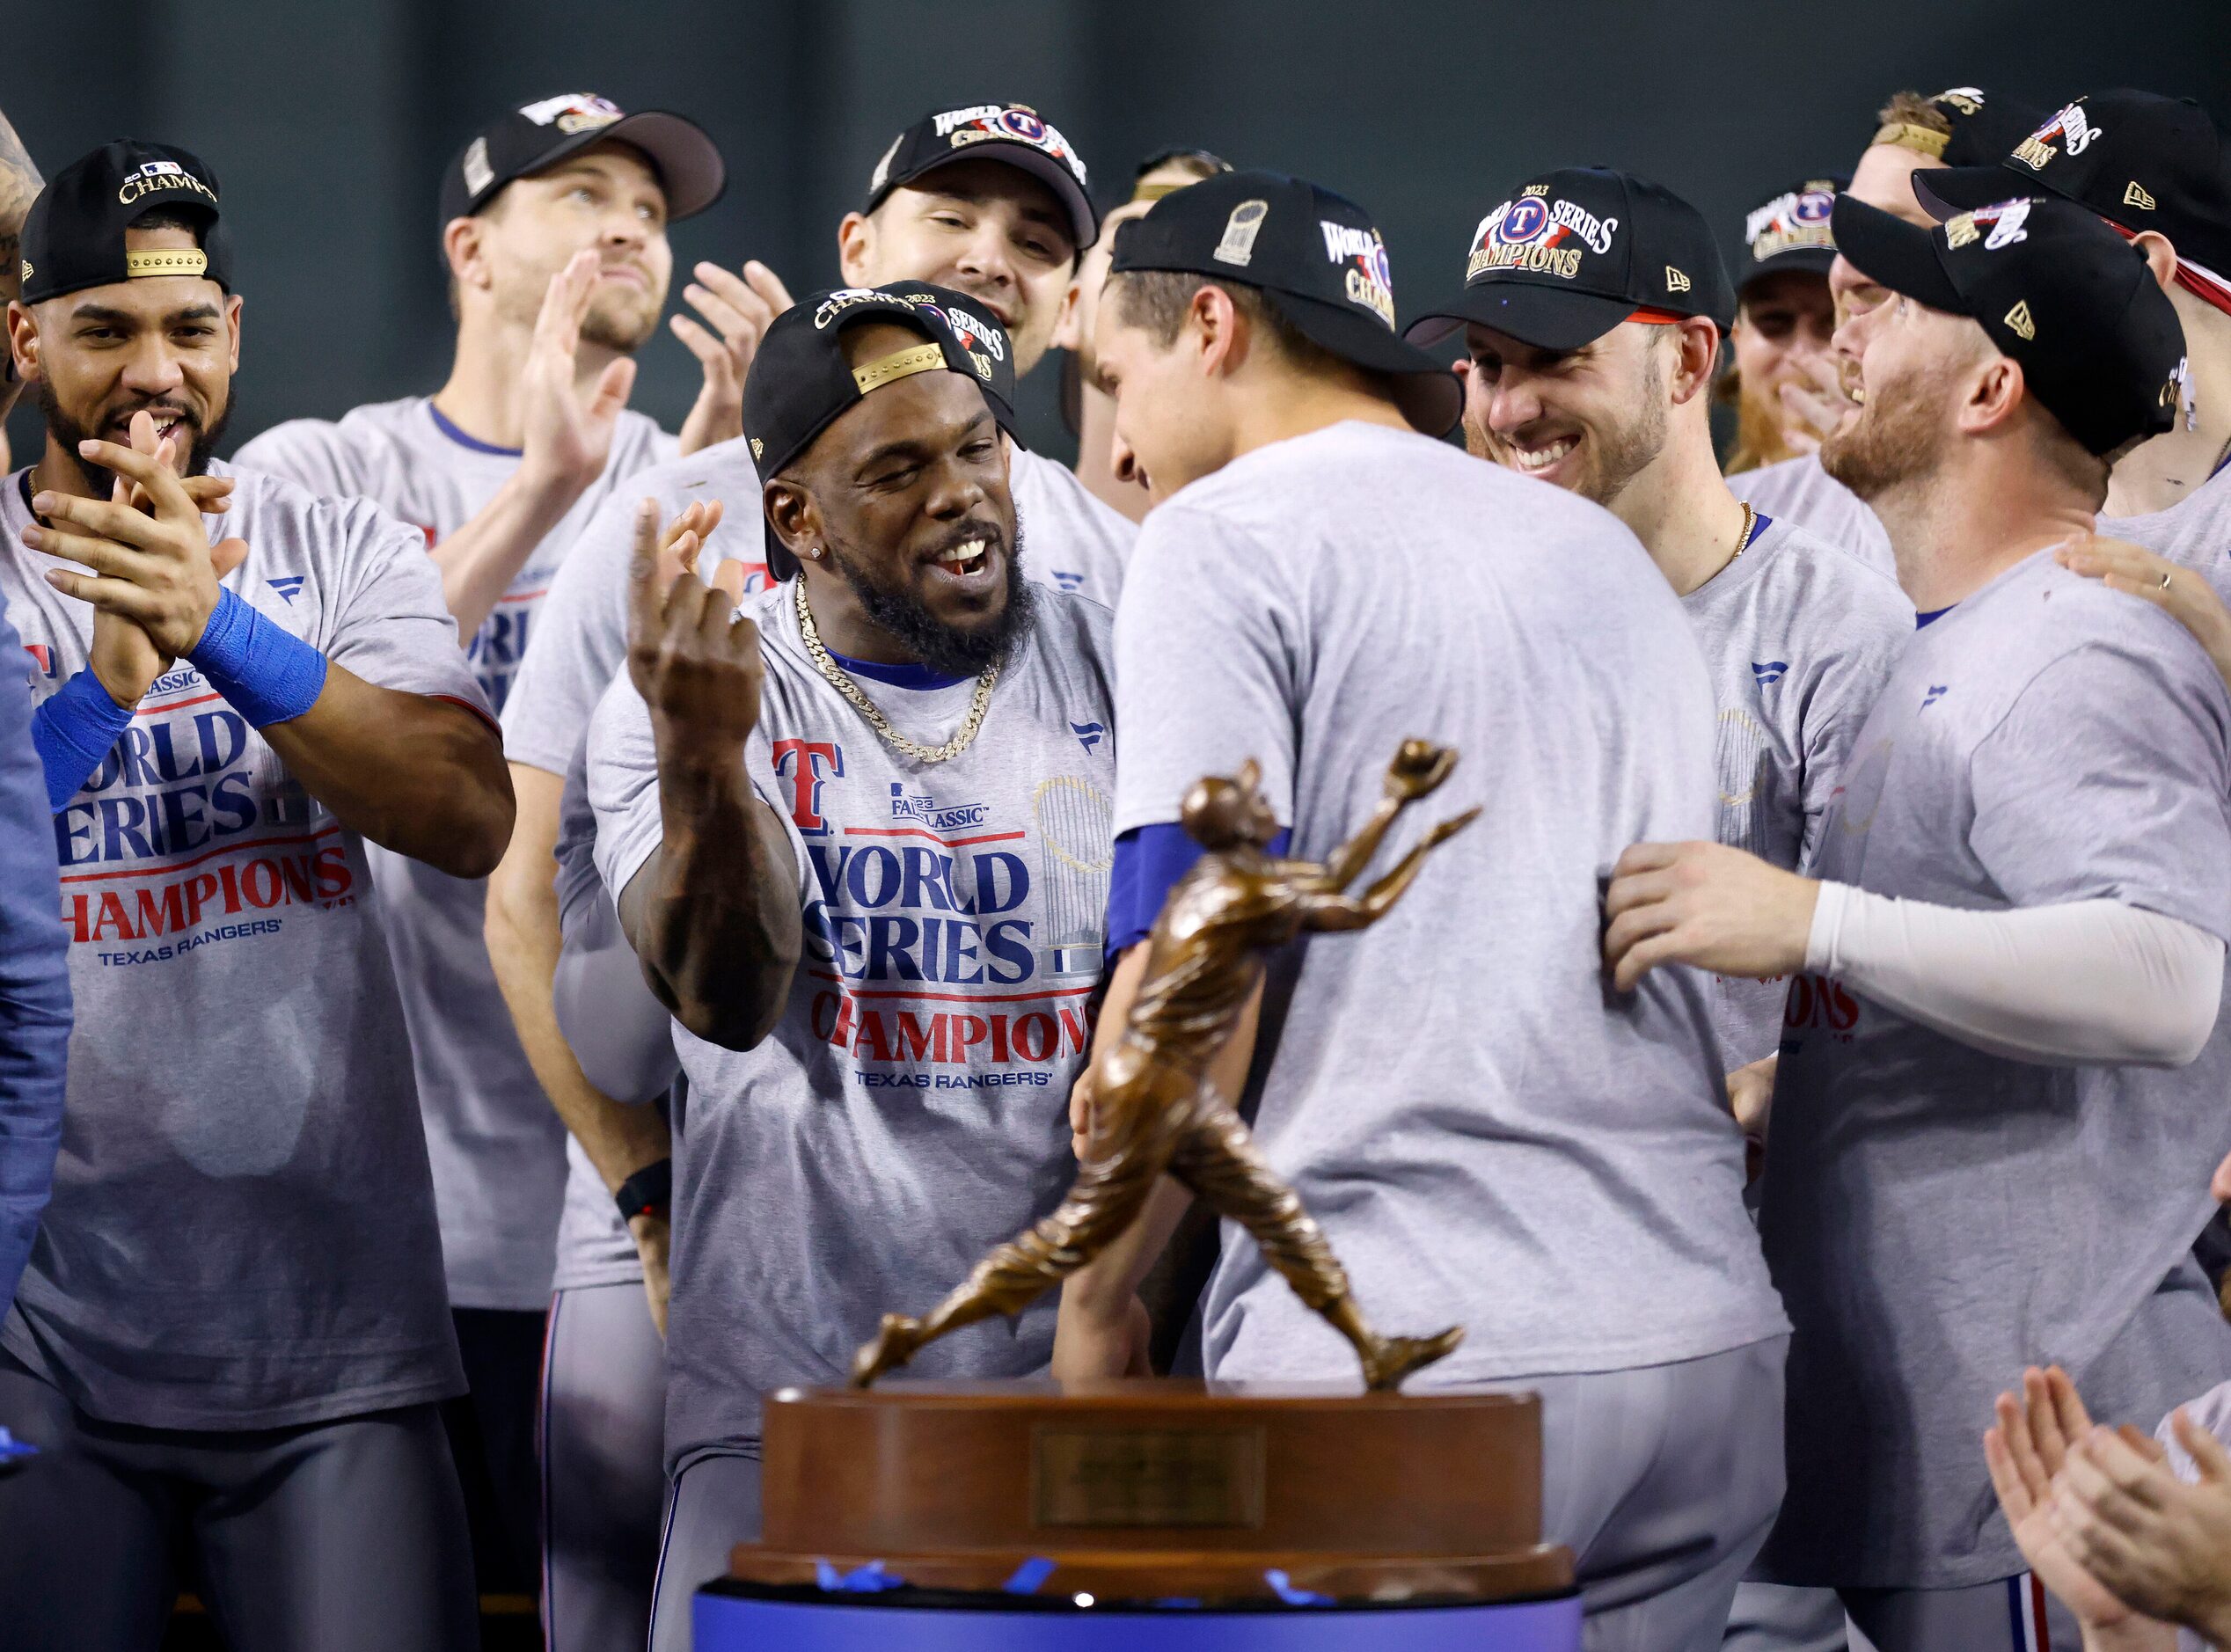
[588,288,1116,1652]
[228,90,744,1592]
[1058,169,1789,1651]
[484,99,1128,1648]
[1412,166,1911,1078]
[1603,194,2222,1652]
[853,742,1474,1392]
[0,141,514,1650]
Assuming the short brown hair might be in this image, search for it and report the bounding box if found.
[1108,267,1350,379]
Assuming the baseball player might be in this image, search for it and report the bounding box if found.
[587,287,1116,1651]
[1059,168,1789,1650]
[1602,193,2222,1652]
[483,100,1128,1646]
[1733,87,2041,567]
[1063,146,1232,520]
[0,141,514,1649]
[1411,166,1910,1080]
[1917,90,2231,574]
[229,91,742,1590]
[1721,178,1842,477]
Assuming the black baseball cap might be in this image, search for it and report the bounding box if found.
[1738,177,1845,292]
[1831,192,2183,456]
[1109,169,1459,436]
[1406,168,1737,356]
[1914,92,2231,283]
[439,93,724,226]
[1869,86,2045,168]
[864,103,1096,252]
[20,140,232,305]
[743,283,1022,581]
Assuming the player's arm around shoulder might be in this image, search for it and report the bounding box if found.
[606,501,801,1050]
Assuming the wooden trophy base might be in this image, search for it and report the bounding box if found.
[728,1378,1574,1607]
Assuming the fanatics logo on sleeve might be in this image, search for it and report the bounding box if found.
[267,577,304,606]
[1068,720,1105,755]
[1751,661,1788,686]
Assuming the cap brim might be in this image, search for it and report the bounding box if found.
[1403,281,1639,354]
[1828,195,1964,312]
[538,111,727,220]
[1264,289,1460,436]
[1739,248,1837,292]
[1912,164,2029,222]
[902,144,1098,252]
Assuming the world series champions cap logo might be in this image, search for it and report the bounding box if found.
[2013,101,2105,172]
[1321,219,1395,327]
[1745,184,1837,263]
[1466,189,1617,282]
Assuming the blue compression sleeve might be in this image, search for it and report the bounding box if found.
[187,588,329,727]
[1106,822,1291,961]
[30,668,133,812]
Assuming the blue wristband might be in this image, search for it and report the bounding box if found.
[31,667,135,813]
[187,588,329,727]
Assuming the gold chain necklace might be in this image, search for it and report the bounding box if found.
[793,578,999,764]
[1733,502,1759,559]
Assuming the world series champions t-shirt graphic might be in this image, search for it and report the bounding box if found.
[234,395,676,1310]
[0,463,491,1429]
[589,581,1116,1462]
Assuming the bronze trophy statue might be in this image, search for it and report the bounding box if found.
[852,738,1480,1393]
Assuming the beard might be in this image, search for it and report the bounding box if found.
[39,384,229,495]
[581,289,659,354]
[822,522,1035,679]
[1820,362,1952,503]
[1576,346,1669,508]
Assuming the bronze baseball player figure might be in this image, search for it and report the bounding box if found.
[852,739,1479,1392]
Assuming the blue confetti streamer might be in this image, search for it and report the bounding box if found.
[814,1559,905,1593]
[1002,1556,1058,1594]
[1264,1568,1332,1606]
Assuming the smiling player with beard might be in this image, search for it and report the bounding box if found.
[1601,192,2227,1652]
[586,287,1115,1650]
[482,100,1129,1646]
[0,139,514,1652]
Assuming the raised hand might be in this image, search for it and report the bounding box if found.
[651,497,750,604]
[1984,1366,2168,1641]
[31,429,225,662]
[673,259,794,456]
[625,497,762,752]
[520,249,638,498]
[1778,350,1857,448]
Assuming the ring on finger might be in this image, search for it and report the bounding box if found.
[2161,570,2175,590]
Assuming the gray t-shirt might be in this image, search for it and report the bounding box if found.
[508,436,1132,1288]
[1756,550,2231,1590]
[2104,460,2231,593]
[1007,447,1136,606]
[590,581,1117,1463]
[1113,420,1788,1385]
[1730,455,1895,581]
[1681,515,1912,1064]
[234,395,676,1310]
[0,464,489,1429]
